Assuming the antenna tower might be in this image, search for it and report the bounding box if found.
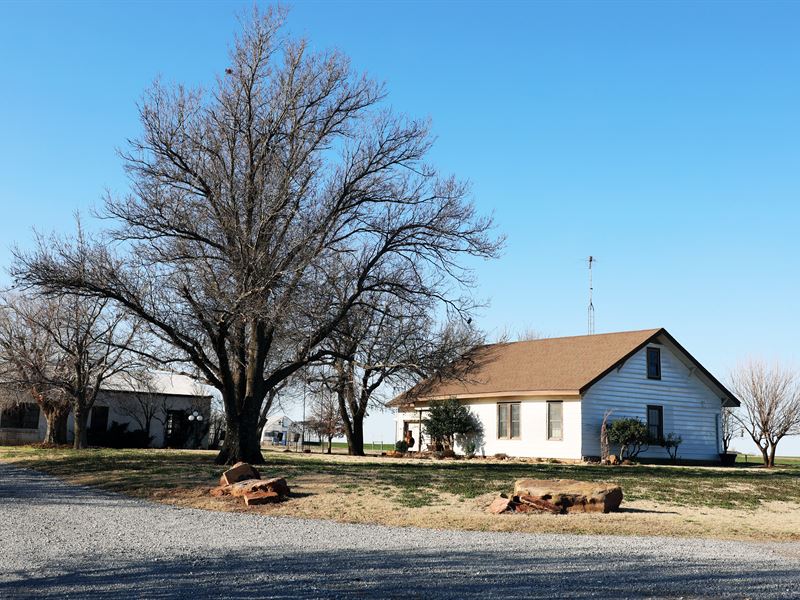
[587,256,596,335]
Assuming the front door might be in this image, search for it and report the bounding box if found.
[403,421,423,452]
[164,410,186,447]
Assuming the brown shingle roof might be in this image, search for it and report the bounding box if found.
[388,328,663,406]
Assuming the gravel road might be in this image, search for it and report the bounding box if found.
[1,463,799,599]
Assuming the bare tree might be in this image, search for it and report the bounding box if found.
[0,294,72,444]
[730,360,800,467]
[306,390,344,454]
[115,371,164,439]
[0,286,141,449]
[720,405,741,455]
[12,8,500,464]
[314,290,483,455]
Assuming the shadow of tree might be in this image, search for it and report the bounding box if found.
[3,547,799,599]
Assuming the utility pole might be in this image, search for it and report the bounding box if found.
[301,387,306,452]
[587,256,596,335]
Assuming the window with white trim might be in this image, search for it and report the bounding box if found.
[497,402,520,439]
[547,401,563,441]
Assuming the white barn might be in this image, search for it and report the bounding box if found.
[390,329,739,462]
[0,371,213,448]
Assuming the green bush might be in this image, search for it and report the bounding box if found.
[606,418,649,461]
[395,440,409,453]
[422,399,480,451]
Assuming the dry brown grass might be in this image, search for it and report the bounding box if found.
[2,445,799,542]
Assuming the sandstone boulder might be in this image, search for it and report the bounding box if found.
[244,491,280,506]
[209,485,233,497]
[607,454,620,465]
[262,477,290,497]
[219,462,261,486]
[513,478,623,513]
[228,477,290,498]
[487,495,513,514]
[516,494,561,514]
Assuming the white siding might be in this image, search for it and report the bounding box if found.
[396,396,583,459]
[581,342,723,461]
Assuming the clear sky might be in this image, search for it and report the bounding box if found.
[1,1,798,455]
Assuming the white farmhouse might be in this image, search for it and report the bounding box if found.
[390,329,739,462]
[260,414,303,447]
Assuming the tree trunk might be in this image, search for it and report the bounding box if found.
[72,405,90,449]
[215,403,264,465]
[43,405,70,445]
[768,443,778,468]
[759,445,770,467]
[347,416,365,456]
[326,435,332,454]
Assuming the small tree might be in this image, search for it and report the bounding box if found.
[720,406,741,455]
[663,433,682,463]
[115,372,165,440]
[422,398,479,451]
[306,392,344,454]
[607,418,649,461]
[730,360,800,467]
[0,295,72,444]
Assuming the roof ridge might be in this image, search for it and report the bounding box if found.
[484,328,662,348]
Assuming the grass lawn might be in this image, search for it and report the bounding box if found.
[2,445,799,542]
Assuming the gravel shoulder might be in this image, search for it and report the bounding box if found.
[1,463,799,599]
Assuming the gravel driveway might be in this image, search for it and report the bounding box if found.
[1,464,799,599]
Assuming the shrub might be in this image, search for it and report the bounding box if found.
[460,438,479,458]
[395,440,409,453]
[422,399,480,451]
[606,418,649,461]
[663,432,682,462]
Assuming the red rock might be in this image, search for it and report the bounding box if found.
[243,491,280,506]
[262,477,290,497]
[487,495,513,514]
[228,477,290,498]
[513,479,623,513]
[219,462,260,486]
[209,485,233,497]
[517,494,562,514]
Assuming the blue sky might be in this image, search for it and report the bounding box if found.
[1,1,798,454]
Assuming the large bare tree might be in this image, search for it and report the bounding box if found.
[12,8,500,464]
[0,294,72,444]
[730,360,800,467]
[312,287,483,455]
[0,288,141,449]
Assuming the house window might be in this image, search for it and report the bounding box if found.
[647,405,663,442]
[497,402,520,439]
[647,347,661,380]
[547,401,563,440]
[0,403,40,429]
